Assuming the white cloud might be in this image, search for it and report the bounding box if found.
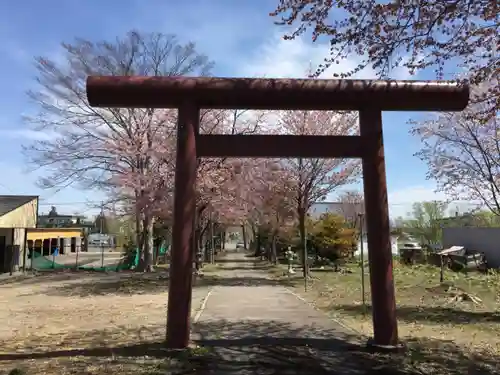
[237,33,413,80]
[0,162,42,196]
[0,162,103,216]
[236,33,433,219]
[0,37,30,66]
[232,33,414,130]
[0,129,53,141]
[389,185,447,205]
[388,185,446,218]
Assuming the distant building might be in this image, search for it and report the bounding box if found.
[439,212,497,228]
[38,206,92,229]
[0,195,39,273]
[27,227,84,256]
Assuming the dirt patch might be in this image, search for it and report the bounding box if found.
[0,272,210,374]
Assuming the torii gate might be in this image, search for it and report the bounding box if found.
[86,77,469,350]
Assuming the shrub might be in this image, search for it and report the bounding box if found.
[310,213,358,266]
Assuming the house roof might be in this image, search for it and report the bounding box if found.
[39,214,81,219]
[0,195,38,217]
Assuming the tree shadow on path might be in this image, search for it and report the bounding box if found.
[189,319,500,375]
[194,274,294,288]
[336,304,500,325]
[0,320,497,374]
[215,257,257,264]
[22,272,291,297]
[18,272,172,297]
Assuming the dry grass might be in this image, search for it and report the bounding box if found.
[0,271,211,375]
[270,260,500,374]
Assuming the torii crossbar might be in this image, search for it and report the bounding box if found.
[87,76,469,350]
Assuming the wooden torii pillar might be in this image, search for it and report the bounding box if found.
[87,77,469,350]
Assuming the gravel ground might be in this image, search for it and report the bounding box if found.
[0,270,210,374]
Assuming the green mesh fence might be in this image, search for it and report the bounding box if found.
[154,245,168,260]
[31,248,140,272]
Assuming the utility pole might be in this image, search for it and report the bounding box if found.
[302,63,313,287]
[111,196,118,250]
[210,210,215,264]
[358,213,366,312]
[100,201,104,269]
[298,107,310,282]
[193,206,199,271]
[304,215,308,292]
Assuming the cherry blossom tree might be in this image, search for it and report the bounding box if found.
[278,109,361,276]
[270,0,498,120]
[338,190,365,229]
[113,109,265,269]
[23,30,213,271]
[104,109,179,270]
[412,80,500,215]
[191,111,267,260]
[224,159,268,251]
[243,159,295,262]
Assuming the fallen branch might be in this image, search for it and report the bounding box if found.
[426,283,483,305]
[445,285,482,305]
[447,291,482,305]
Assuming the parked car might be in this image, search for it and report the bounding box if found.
[90,239,109,246]
[399,241,425,265]
[236,242,245,249]
[441,246,488,271]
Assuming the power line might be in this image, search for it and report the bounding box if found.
[38,200,479,207]
[38,202,101,206]
[0,183,14,193]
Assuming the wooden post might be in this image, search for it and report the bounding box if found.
[358,213,366,311]
[210,212,215,264]
[360,109,399,348]
[440,256,445,283]
[165,101,199,349]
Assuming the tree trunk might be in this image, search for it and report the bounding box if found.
[135,208,143,256]
[147,219,154,272]
[271,233,278,265]
[197,227,203,258]
[156,238,166,265]
[249,222,257,252]
[140,215,154,272]
[196,227,204,268]
[298,207,308,278]
[210,219,215,263]
[255,233,262,257]
[192,208,201,271]
[242,225,247,250]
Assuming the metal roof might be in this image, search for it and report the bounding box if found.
[0,195,38,217]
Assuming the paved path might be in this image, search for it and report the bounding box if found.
[190,251,382,374]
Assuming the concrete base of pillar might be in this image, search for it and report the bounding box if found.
[366,338,405,353]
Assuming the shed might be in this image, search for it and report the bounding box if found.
[0,195,39,273]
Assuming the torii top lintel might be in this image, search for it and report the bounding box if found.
[86,76,469,112]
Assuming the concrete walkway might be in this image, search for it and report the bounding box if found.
[190,251,384,374]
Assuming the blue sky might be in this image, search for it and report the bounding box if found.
[0,0,464,218]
